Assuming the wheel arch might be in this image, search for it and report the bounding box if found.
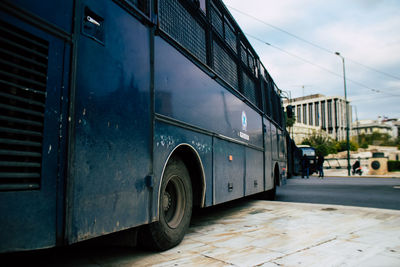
[158,144,206,211]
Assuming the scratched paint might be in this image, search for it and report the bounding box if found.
[156,135,176,148]
[191,140,212,153]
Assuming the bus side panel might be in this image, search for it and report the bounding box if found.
[153,121,213,215]
[68,0,151,243]
[271,124,278,161]
[263,119,273,190]
[154,37,263,149]
[214,138,245,204]
[10,0,73,33]
[245,148,264,196]
[0,11,68,252]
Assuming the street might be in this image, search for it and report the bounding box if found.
[277,176,400,210]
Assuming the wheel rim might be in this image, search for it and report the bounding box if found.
[162,175,186,229]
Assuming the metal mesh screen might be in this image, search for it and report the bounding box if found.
[242,71,257,107]
[263,81,271,116]
[211,5,223,37]
[241,47,247,66]
[213,41,238,89]
[159,0,207,63]
[248,53,255,74]
[224,21,237,53]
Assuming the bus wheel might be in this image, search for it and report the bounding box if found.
[142,157,193,251]
[264,168,278,200]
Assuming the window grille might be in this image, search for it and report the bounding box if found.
[159,0,207,63]
[242,71,258,107]
[224,20,236,53]
[210,4,223,37]
[213,40,238,90]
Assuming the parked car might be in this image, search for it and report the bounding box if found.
[298,145,317,175]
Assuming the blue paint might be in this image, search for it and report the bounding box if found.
[213,138,245,204]
[154,37,263,149]
[0,11,68,252]
[153,122,213,212]
[68,0,152,243]
[0,0,289,253]
[11,0,73,33]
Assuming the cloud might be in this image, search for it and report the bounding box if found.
[224,0,317,28]
[223,0,400,119]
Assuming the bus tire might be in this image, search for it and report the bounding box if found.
[141,157,193,251]
[264,168,278,200]
[265,182,276,200]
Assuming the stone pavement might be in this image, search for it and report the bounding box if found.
[30,200,400,267]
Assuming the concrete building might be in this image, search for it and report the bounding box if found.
[352,118,399,139]
[352,119,392,136]
[284,94,351,143]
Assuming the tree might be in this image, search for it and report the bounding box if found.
[336,140,358,152]
[358,132,398,147]
[285,114,296,128]
[301,131,337,156]
[285,112,296,139]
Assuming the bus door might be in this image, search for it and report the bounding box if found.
[67,0,152,243]
[0,3,71,251]
[263,118,273,190]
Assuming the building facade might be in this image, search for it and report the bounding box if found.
[352,118,399,139]
[284,94,352,143]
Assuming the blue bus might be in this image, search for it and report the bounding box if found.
[0,0,289,252]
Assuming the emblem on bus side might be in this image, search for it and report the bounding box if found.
[241,111,247,131]
[240,111,250,141]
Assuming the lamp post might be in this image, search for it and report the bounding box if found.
[354,105,360,145]
[280,90,294,138]
[335,52,351,176]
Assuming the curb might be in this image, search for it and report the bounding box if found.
[322,175,400,179]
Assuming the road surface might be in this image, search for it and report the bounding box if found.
[277,176,400,210]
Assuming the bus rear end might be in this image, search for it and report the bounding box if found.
[0,0,73,252]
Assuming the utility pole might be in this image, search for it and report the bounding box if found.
[355,106,360,145]
[335,52,351,176]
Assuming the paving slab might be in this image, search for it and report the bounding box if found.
[94,201,400,266]
[4,200,400,266]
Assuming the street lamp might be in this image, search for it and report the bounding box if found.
[335,52,351,176]
[279,90,294,138]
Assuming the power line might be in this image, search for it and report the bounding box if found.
[227,5,400,81]
[346,59,400,81]
[245,33,341,78]
[351,94,400,103]
[226,5,334,54]
[245,33,400,98]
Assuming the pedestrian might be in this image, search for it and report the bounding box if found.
[301,154,310,179]
[317,154,325,178]
[352,158,360,175]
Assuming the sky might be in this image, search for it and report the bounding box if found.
[223,0,400,121]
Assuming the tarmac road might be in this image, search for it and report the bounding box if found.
[277,176,400,210]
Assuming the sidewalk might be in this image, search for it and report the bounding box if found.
[323,168,400,178]
[34,200,399,267]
